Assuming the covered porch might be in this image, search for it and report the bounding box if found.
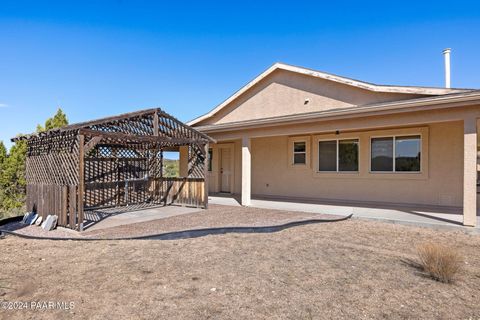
[210,194,480,232]
[203,111,480,227]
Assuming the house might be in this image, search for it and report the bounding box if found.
[188,63,480,227]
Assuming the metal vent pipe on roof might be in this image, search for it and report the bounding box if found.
[443,48,451,88]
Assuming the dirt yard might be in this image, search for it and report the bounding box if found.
[2,205,339,239]
[1,207,479,319]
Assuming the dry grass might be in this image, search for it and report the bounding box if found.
[0,207,479,319]
[417,242,463,283]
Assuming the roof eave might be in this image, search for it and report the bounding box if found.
[194,90,480,134]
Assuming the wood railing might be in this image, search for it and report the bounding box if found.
[84,177,206,210]
[27,177,206,229]
[152,177,206,208]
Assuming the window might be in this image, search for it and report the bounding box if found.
[371,135,421,172]
[395,136,421,172]
[370,138,393,171]
[293,141,306,165]
[339,139,359,171]
[208,148,213,171]
[318,139,359,172]
[318,141,337,171]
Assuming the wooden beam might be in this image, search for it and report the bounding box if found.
[153,111,159,136]
[61,108,159,131]
[13,107,216,144]
[84,136,103,154]
[12,108,160,142]
[78,129,207,145]
[158,110,216,142]
[78,134,85,231]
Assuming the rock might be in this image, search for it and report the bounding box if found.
[22,212,29,223]
[35,216,43,226]
[24,213,38,225]
[40,215,50,229]
[41,215,58,231]
[22,212,34,224]
[29,214,38,225]
[52,215,58,229]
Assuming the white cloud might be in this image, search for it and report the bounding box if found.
[0,103,8,108]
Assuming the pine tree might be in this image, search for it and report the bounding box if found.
[0,108,69,216]
[0,141,27,210]
[0,141,7,217]
[37,108,69,132]
[0,141,6,166]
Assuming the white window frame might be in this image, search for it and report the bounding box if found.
[370,134,422,173]
[293,140,307,165]
[318,138,360,173]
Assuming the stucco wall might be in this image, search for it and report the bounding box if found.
[230,121,464,207]
[200,69,426,125]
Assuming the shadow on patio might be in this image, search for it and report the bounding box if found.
[209,193,480,230]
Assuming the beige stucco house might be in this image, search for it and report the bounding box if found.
[187,63,480,226]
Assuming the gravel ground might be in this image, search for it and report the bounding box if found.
[1,205,336,239]
[2,222,82,238]
[1,208,479,319]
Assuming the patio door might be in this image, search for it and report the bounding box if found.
[220,148,232,193]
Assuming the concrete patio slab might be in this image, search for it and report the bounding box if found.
[85,205,203,231]
[209,195,480,234]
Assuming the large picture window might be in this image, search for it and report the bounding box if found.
[371,135,421,172]
[318,139,359,172]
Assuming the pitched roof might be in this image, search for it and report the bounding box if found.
[188,62,473,126]
[194,89,480,133]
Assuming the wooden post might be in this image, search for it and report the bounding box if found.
[204,143,209,209]
[153,111,159,136]
[78,134,85,231]
[152,111,159,202]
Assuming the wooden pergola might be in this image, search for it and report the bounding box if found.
[12,108,215,231]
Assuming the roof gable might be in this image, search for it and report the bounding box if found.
[189,63,470,126]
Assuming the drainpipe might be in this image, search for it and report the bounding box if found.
[443,48,451,88]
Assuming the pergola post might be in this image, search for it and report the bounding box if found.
[78,134,85,231]
[241,136,251,206]
[204,143,209,209]
[179,146,189,177]
[463,117,477,227]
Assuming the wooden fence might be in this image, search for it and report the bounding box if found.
[27,177,205,229]
[84,177,206,210]
[26,184,77,227]
[153,177,206,207]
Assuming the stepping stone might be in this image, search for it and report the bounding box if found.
[41,215,58,231]
[35,216,43,226]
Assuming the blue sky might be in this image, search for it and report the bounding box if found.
[1,0,480,149]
